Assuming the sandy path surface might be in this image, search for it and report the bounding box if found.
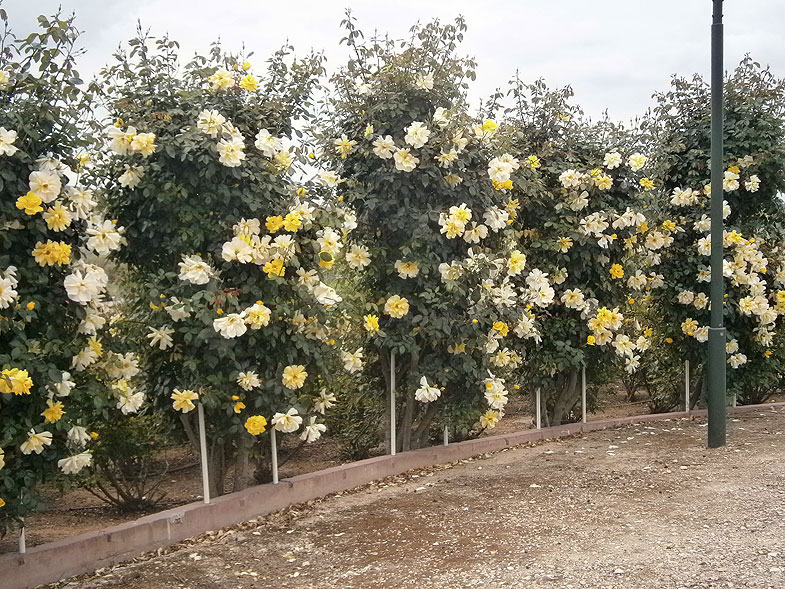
[55,408,785,589]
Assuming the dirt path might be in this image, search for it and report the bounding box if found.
[54,408,785,589]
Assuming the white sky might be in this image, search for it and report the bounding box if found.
[4,0,785,122]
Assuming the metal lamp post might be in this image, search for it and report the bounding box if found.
[707,0,727,447]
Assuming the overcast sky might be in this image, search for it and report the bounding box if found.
[4,0,785,122]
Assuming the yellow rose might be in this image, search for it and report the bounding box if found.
[364,314,380,332]
[266,215,284,233]
[240,74,257,91]
[609,264,624,279]
[16,191,43,215]
[41,399,65,423]
[384,295,410,318]
[263,258,286,278]
[0,368,33,395]
[245,415,267,435]
[283,212,301,232]
[282,364,307,389]
[492,321,509,337]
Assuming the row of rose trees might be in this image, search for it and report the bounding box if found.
[2,8,785,537]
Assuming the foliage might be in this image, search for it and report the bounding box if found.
[93,28,351,495]
[498,78,656,424]
[644,57,785,404]
[317,13,534,446]
[79,413,171,511]
[0,8,128,533]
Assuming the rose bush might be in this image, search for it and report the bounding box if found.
[642,57,785,408]
[487,78,658,425]
[0,10,132,532]
[94,30,349,493]
[314,14,552,447]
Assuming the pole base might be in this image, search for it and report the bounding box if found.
[707,327,727,447]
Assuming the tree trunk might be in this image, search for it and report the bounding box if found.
[208,441,225,497]
[179,413,199,452]
[690,364,705,410]
[622,375,637,403]
[254,438,306,484]
[180,411,227,497]
[543,400,551,428]
[398,351,419,452]
[380,349,392,453]
[233,434,254,492]
[208,438,226,497]
[412,403,439,449]
[550,369,579,426]
[400,391,415,451]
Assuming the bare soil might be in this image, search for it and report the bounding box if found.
[49,406,785,589]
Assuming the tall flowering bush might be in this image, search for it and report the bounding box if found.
[96,33,344,493]
[494,79,657,424]
[0,11,129,531]
[316,15,544,446]
[643,58,785,407]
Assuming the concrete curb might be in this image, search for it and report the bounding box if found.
[4,402,784,589]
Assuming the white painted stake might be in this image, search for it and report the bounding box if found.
[733,393,737,408]
[271,427,279,484]
[443,424,449,446]
[197,403,210,504]
[390,350,396,456]
[581,366,587,424]
[18,519,26,554]
[536,387,542,430]
[685,359,690,413]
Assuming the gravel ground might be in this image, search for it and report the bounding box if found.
[54,408,785,589]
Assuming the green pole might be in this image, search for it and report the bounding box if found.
[707,0,727,447]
